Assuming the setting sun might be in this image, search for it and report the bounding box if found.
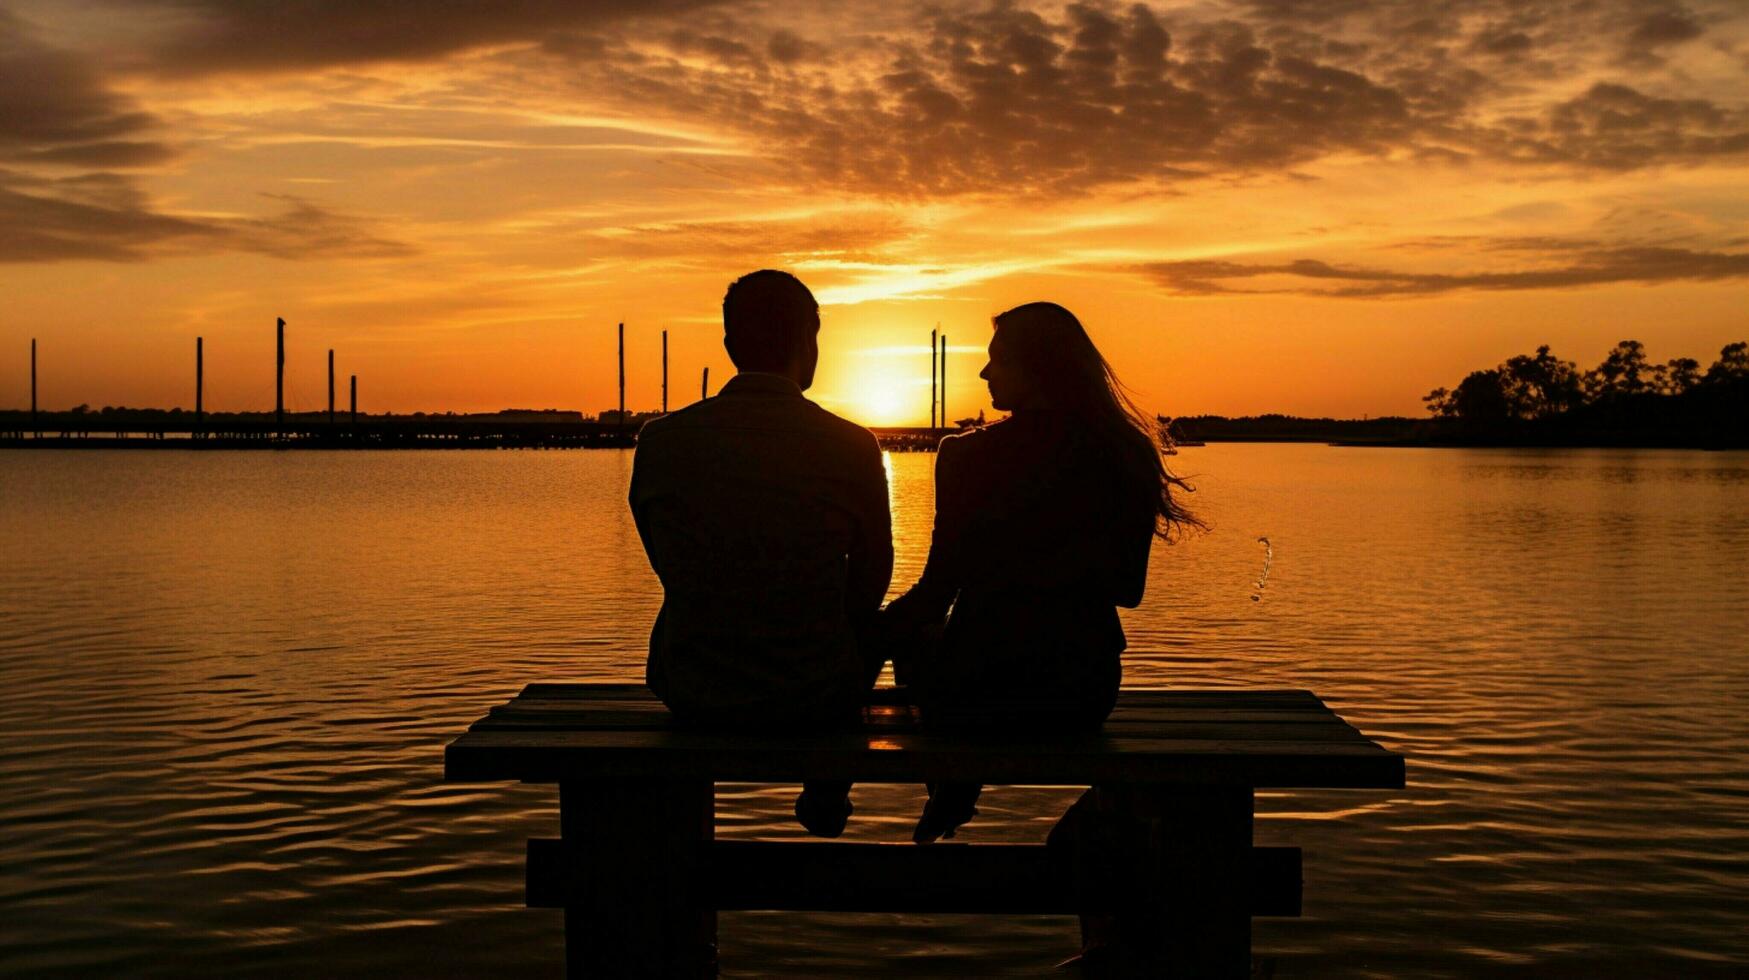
[848,375,916,426]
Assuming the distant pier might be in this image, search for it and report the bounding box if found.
[0,413,960,451]
[9,319,970,452]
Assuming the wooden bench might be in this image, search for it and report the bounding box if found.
[445,683,1405,977]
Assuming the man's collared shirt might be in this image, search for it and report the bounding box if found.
[629,372,892,722]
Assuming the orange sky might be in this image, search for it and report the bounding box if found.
[2,1,1746,425]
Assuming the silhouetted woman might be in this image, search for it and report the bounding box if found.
[884,301,1202,843]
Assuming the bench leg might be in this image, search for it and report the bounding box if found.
[560,778,716,978]
[1062,784,1253,976]
[1138,783,1254,978]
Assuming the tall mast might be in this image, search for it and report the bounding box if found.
[196,337,204,436]
[30,338,37,433]
[327,349,335,425]
[939,332,947,431]
[701,367,709,402]
[275,317,285,437]
[617,322,625,426]
[930,326,937,430]
[661,329,668,414]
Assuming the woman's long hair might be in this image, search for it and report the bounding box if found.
[992,302,1205,541]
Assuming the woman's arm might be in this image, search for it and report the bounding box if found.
[883,436,969,627]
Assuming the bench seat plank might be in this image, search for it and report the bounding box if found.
[445,684,1405,789]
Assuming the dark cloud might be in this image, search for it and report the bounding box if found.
[1469,26,1535,58]
[548,4,1427,196]
[0,170,208,261]
[0,170,412,263]
[766,29,823,65]
[1485,82,1749,169]
[14,140,181,167]
[225,194,415,260]
[1133,245,1749,297]
[666,29,759,69]
[1620,8,1705,65]
[141,0,723,74]
[526,1,1746,197]
[0,11,176,168]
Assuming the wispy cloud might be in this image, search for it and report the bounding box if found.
[1132,244,1749,298]
[851,344,985,357]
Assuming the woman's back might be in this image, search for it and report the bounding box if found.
[889,299,1200,846]
[916,412,1156,721]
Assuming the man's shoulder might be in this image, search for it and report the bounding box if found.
[800,400,881,453]
[635,398,720,442]
[636,394,878,463]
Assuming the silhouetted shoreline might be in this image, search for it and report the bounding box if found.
[4,408,1743,451]
[1175,414,1748,450]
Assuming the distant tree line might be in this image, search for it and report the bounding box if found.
[1421,340,1747,447]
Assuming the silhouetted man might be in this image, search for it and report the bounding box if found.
[630,269,892,835]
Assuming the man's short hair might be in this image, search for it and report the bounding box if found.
[723,270,818,372]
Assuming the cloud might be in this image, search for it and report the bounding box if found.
[1483,82,1749,169]
[1132,244,1749,297]
[520,1,1749,198]
[139,0,725,74]
[0,171,412,263]
[223,194,415,259]
[537,4,1431,196]
[1620,8,1705,66]
[579,211,914,265]
[0,170,208,261]
[0,10,176,168]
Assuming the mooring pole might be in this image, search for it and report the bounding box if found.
[617,322,625,428]
[328,349,335,426]
[939,332,947,432]
[275,317,285,437]
[30,338,38,435]
[930,326,937,430]
[350,375,357,426]
[661,329,668,414]
[701,367,709,402]
[196,337,204,437]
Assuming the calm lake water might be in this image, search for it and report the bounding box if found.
[1,445,1745,977]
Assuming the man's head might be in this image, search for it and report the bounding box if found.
[722,270,820,390]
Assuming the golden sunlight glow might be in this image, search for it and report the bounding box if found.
[2,1,1746,420]
[852,378,912,426]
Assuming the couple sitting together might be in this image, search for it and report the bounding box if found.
[629,269,1199,845]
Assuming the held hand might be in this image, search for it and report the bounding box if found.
[880,596,944,688]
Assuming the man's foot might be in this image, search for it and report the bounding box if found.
[911,795,978,844]
[794,788,853,838]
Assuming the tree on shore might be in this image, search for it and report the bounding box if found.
[1423,340,1748,440]
[1705,342,1748,384]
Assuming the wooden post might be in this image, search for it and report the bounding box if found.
[30,338,37,435]
[1125,784,1253,977]
[560,778,716,977]
[930,326,937,430]
[350,375,357,426]
[661,329,668,414]
[617,322,625,428]
[939,332,947,431]
[275,317,285,437]
[701,367,708,402]
[196,337,204,437]
[328,349,335,426]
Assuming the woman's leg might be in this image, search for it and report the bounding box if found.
[912,781,982,844]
